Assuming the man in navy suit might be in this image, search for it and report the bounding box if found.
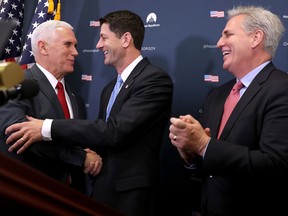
[0,20,102,193]
[5,10,173,216]
[169,5,288,216]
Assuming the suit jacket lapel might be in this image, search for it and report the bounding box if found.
[208,80,235,138]
[105,57,150,117]
[219,63,274,139]
[28,65,68,118]
[65,85,79,118]
[121,57,150,91]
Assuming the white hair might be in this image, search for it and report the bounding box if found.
[227,5,285,58]
[31,20,74,55]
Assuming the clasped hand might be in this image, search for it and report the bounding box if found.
[169,115,211,161]
[84,148,103,176]
[4,116,103,176]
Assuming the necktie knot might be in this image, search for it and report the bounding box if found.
[231,81,243,94]
[116,75,123,86]
[56,81,64,90]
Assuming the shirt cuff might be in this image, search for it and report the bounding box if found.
[42,119,53,141]
[202,137,211,159]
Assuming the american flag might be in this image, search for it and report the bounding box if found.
[0,0,25,62]
[204,74,219,82]
[210,11,224,18]
[90,20,100,27]
[19,0,60,66]
[81,74,93,81]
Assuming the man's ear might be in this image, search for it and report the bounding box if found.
[122,32,132,48]
[38,40,48,55]
[251,29,264,48]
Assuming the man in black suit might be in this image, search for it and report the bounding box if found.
[0,20,102,193]
[5,10,173,216]
[169,5,288,216]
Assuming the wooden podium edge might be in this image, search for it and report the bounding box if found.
[0,152,124,216]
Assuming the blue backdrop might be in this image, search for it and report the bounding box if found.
[23,0,288,214]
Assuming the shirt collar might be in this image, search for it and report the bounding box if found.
[36,63,65,89]
[240,61,270,88]
[120,55,143,82]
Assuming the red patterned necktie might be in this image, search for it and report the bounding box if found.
[217,81,243,138]
[56,82,70,119]
[56,81,72,185]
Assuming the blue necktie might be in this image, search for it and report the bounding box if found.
[106,75,123,121]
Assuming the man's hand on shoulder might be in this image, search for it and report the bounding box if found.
[5,116,44,154]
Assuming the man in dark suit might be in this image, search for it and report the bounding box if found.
[0,20,102,193]
[169,5,288,216]
[5,10,173,216]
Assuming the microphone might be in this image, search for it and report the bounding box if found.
[0,79,40,106]
[0,62,24,90]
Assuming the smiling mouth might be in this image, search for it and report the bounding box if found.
[222,50,230,56]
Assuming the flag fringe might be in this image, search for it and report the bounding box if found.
[54,0,61,20]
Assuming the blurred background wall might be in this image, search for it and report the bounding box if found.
[14,0,288,215]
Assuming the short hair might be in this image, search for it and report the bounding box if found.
[99,10,145,51]
[31,20,74,55]
[227,5,285,58]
